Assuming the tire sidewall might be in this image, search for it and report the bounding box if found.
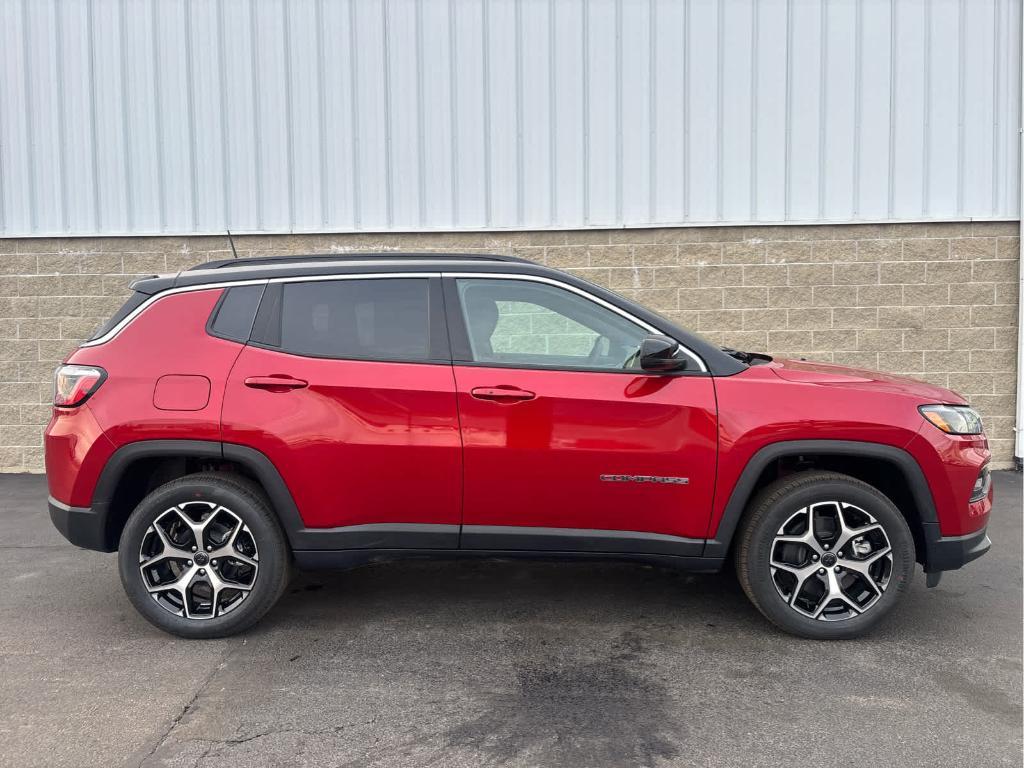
[118,476,288,639]
[742,478,915,640]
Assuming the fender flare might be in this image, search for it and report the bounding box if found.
[92,439,305,549]
[702,439,939,559]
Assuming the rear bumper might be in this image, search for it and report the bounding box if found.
[922,523,991,573]
[48,496,113,552]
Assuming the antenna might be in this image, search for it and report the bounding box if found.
[226,230,239,260]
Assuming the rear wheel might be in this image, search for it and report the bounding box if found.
[118,473,290,638]
[735,471,915,640]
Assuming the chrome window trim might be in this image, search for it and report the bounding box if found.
[80,273,435,347]
[443,272,709,373]
[82,270,708,374]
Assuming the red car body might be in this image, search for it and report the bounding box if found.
[45,255,992,582]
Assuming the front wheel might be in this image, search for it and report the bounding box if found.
[735,471,915,640]
[118,472,290,639]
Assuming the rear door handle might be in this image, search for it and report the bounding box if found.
[244,375,308,391]
[470,386,536,403]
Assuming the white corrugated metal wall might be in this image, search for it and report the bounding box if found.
[0,0,1020,236]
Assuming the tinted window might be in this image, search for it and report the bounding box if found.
[279,278,430,360]
[456,278,648,370]
[209,285,265,341]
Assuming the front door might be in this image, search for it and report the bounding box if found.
[445,275,718,555]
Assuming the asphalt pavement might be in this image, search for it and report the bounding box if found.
[0,471,1021,768]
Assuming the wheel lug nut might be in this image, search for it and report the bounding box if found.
[818,568,825,574]
[211,560,217,566]
[191,546,197,552]
[835,566,842,573]
[811,554,819,561]
[823,544,830,550]
[837,551,844,558]
[206,546,213,552]
[199,569,206,575]
[186,560,193,566]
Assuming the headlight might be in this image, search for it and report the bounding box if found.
[919,404,984,435]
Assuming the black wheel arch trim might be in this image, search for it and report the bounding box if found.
[86,440,304,550]
[704,439,941,565]
[90,439,224,551]
[220,442,307,548]
[93,439,223,504]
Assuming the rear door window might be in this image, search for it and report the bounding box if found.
[269,278,435,362]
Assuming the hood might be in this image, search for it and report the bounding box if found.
[768,358,966,404]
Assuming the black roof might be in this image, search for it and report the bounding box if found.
[130,252,745,376]
[134,252,552,294]
[192,252,531,271]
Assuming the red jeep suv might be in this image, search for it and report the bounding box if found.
[45,254,993,640]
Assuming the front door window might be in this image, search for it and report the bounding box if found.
[456,278,650,370]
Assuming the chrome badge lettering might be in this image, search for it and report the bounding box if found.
[600,474,689,485]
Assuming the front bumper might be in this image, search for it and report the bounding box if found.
[921,522,991,573]
[48,496,114,552]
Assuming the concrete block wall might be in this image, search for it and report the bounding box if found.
[0,220,1019,471]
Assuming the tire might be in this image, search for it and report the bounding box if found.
[118,472,291,639]
[735,470,915,640]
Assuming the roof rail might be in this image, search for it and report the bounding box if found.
[189,252,530,271]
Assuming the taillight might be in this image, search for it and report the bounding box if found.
[53,365,107,408]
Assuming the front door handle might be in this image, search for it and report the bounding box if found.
[244,375,308,392]
[470,386,536,403]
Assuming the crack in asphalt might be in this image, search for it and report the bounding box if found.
[138,643,241,768]
[162,722,384,768]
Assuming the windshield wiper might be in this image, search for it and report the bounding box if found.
[721,347,773,365]
[721,346,753,362]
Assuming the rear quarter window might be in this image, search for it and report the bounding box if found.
[208,285,266,342]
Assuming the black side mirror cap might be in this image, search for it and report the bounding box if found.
[639,334,688,372]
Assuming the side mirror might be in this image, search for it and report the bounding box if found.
[639,335,688,373]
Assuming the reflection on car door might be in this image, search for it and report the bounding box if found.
[445,275,718,554]
[222,276,462,548]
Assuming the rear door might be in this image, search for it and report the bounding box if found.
[221,275,462,548]
[445,274,718,554]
